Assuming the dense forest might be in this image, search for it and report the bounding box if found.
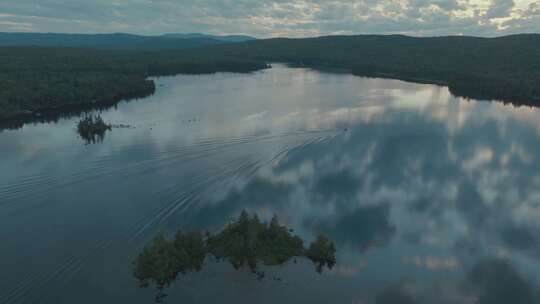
[190,34,540,106]
[0,46,268,123]
[1,34,540,127]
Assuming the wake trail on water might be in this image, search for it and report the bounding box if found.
[0,129,338,207]
[0,129,341,304]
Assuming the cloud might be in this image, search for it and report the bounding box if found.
[177,176,295,232]
[378,257,539,304]
[0,0,538,37]
[376,285,417,304]
[485,0,516,19]
[313,169,363,203]
[307,204,396,249]
[402,255,460,271]
[464,258,538,304]
[499,223,540,258]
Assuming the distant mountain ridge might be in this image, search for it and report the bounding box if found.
[0,32,255,49]
[161,33,256,42]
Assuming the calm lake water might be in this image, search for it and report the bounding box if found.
[2,65,540,303]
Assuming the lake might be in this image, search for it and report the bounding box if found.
[2,64,540,303]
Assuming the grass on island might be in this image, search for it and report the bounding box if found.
[133,211,336,302]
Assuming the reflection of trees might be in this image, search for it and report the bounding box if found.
[134,211,336,302]
[0,101,123,132]
[77,115,111,144]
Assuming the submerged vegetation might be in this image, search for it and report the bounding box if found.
[133,211,336,302]
[77,115,111,144]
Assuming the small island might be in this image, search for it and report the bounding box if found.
[76,115,111,144]
[133,211,336,302]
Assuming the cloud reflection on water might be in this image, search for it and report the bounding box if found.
[3,66,540,303]
[184,70,540,302]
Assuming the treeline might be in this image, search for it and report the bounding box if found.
[189,34,540,106]
[2,34,540,125]
[0,32,255,49]
[0,46,268,122]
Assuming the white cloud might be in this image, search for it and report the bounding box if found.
[0,0,538,37]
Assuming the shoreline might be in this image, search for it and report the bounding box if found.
[2,63,539,131]
[0,66,269,131]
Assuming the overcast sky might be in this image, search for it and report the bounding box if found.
[0,0,538,37]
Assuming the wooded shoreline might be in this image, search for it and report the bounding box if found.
[2,34,540,129]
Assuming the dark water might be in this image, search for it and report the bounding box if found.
[2,65,540,303]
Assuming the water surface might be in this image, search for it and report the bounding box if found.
[2,65,540,303]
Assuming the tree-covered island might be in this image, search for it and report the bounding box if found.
[76,115,111,144]
[133,211,336,302]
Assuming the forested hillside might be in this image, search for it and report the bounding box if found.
[1,34,540,127]
[0,32,243,50]
[0,47,267,122]
[190,34,540,105]
[160,33,255,43]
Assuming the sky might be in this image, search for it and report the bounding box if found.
[0,0,538,38]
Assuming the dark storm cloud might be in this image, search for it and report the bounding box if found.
[0,0,537,37]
